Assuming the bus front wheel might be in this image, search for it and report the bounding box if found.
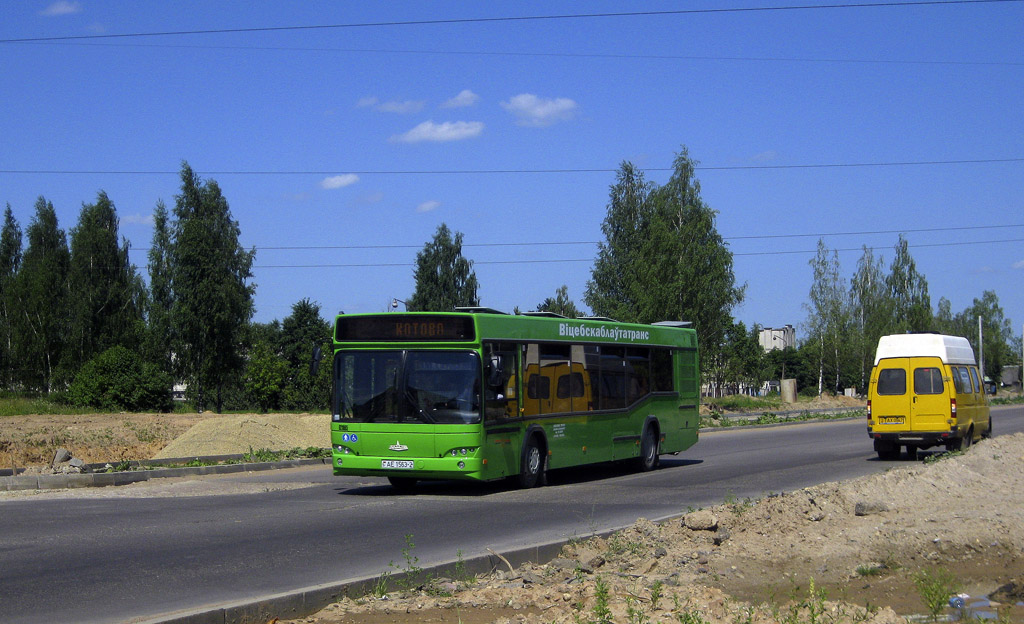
[518,437,545,489]
[388,476,417,492]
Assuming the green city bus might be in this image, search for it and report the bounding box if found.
[327,309,700,490]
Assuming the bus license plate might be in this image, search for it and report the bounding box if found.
[382,460,414,470]
[879,416,904,425]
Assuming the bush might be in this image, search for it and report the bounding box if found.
[68,346,173,412]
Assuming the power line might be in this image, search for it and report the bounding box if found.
[2,1,1018,44]
[731,237,1024,256]
[16,41,1022,68]
[5,158,1023,177]
[249,237,1024,268]
[123,223,1024,254]
[121,224,1024,254]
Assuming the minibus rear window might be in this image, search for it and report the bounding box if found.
[914,367,944,395]
[877,369,906,395]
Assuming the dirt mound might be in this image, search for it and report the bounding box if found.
[152,413,331,459]
[1,413,207,469]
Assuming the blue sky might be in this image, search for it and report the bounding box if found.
[1,1,1021,341]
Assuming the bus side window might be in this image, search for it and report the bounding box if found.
[601,346,627,410]
[521,343,541,417]
[958,367,972,395]
[484,341,518,421]
[951,366,964,394]
[969,367,981,394]
[582,345,602,410]
[627,347,651,405]
[651,348,673,392]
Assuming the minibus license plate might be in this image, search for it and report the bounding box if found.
[382,460,414,469]
[879,416,904,425]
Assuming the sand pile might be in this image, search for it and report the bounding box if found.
[152,413,331,459]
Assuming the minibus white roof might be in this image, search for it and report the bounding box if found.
[873,334,976,365]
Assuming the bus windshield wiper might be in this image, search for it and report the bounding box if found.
[404,388,435,423]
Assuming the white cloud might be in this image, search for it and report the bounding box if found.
[1013,259,1024,270]
[501,93,577,127]
[320,174,359,189]
[357,97,425,114]
[122,214,155,226]
[377,100,426,114]
[390,120,484,143]
[40,1,81,16]
[441,89,480,109]
[417,200,441,213]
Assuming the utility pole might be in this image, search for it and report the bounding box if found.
[978,315,984,381]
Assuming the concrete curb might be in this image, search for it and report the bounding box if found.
[134,534,583,624]
[0,457,330,492]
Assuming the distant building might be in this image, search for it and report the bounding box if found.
[1002,365,1021,388]
[759,325,796,352]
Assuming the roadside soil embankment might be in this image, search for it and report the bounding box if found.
[287,430,1024,624]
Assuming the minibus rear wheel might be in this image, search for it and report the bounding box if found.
[874,439,899,460]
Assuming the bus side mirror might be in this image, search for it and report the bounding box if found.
[486,354,506,387]
[310,346,323,376]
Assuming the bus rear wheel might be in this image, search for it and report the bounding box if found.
[638,427,660,472]
[518,437,545,489]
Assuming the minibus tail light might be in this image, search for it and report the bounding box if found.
[866,400,872,421]
[950,398,957,420]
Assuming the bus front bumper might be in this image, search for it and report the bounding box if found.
[332,454,486,481]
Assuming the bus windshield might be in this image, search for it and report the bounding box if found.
[334,350,481,424]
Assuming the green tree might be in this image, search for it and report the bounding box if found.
[408,223,479,312]
[721,321,766,394]
[68,345,172,412]
[765,345,800,388]
[885,235,931,333]
[585,148,744,374]
[10,197,70,391]
[66,191,146,373]
[849,245,889,392]
[144,200,174,373]
[584,162,653,321]
[244,337,289,413]
[279,298,332,411]
[0,205,23,388]
[960,290,1014,380]
[169,163,256,412]
[805,239,854,394]
[536,285,582,317]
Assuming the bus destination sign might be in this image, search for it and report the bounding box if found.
[336,315,476,342]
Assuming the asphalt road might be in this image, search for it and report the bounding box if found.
[2,405,1022,624]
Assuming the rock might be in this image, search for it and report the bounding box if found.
[521,570,542,584]
[807,511,825,522]
[991,579,1024,603]
[713,527,731,546]
[585,555,605,570]
[548,558,578,571]
[684,510,719,531]
[854,501,889,516]
[654,547,668,558]
[51,448,71,467]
